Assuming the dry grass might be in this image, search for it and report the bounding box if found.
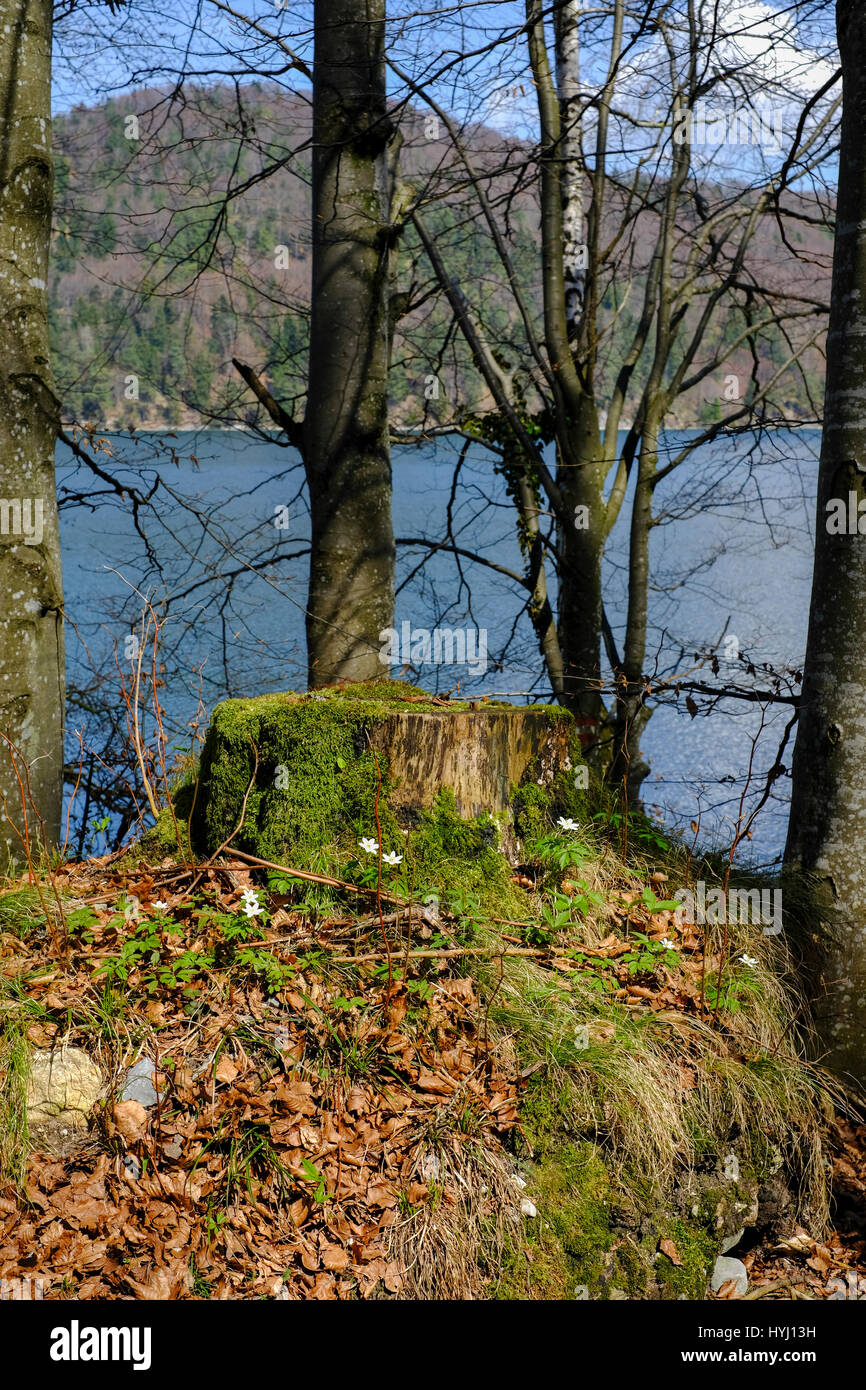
[471,842,844,1238]
[0,1025,29,1190]
[389,1126,517,1300]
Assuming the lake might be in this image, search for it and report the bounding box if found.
[56,427,821,862]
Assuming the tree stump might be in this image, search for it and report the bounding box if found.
[192,682,585,890]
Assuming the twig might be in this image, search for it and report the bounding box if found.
[226,850,408,904]
[331,945,549,964]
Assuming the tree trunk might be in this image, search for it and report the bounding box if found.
[556,409,607,736]
[609,421,657,801]
[0,0,65,862]
[527,0,605,751]
[554,0,585,335]
[784,0,866,1081]
[304,0,396,687]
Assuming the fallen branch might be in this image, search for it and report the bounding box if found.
[331,945,548,964]
[227,849,408,905]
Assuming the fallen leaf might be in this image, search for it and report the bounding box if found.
[214,1054,238,1084]
[659,1237,683,1266]
[112,1100,148,1142]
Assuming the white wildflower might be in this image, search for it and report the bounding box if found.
[557,817,580,832]
[382,851,403,866]
[241,888,262,918]
[358,837,379,855]
[740,953,757,968]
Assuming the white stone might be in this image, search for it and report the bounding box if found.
[720,1227,744,1254]
[711,1255,748,1295]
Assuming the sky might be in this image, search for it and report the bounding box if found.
[53,1,839,114]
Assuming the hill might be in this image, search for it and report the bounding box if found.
[49,83,832,434]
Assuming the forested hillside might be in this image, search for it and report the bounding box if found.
[50,83,830,433]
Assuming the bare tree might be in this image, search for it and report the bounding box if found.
[402,0,837,800]
[0,0,65,859]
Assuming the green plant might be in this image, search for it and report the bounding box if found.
[620,932,679,976]
[592,809,672,855]
[639,885,680,913]
[234,948,294,995]
[299,1158,331,1204]
[532,831,593,872]
[189,1255,212,1298]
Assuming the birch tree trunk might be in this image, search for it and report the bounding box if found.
[527,0,605,743]
[0,0,65,861]
[784,0,866,1081]
[554,0,585,336]
[304,0,395,686]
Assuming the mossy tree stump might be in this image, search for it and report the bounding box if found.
[191,682,586,902]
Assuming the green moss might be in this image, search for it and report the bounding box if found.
[654,1218,716,1300]
[192,687,400,866]
[518,1075,575,1157]
[137,806,190,861]
[497,1066,738,1300]
[191,680,582,918]
[496,1114,717,1300]
[511,727,589,847]
[403,789,522,917]
[495,1140,616,1300]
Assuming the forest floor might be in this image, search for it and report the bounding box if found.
[0,846,863,1301]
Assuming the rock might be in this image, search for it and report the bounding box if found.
[122,1057,159,1107]
[756,1174,794,1234]
[25,1046,102,1152]
[520,1198,537,1217]
[711,1256,748,1296]
[720,1227,745,1254]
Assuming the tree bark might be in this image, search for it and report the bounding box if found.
[554,0,585,335]
[0,0,65,861]
[304,0,396,686]
[527,0,606,742]
[784,0,866,1081]
[609,421,656,800]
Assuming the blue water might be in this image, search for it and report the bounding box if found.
[57,427,820,861]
